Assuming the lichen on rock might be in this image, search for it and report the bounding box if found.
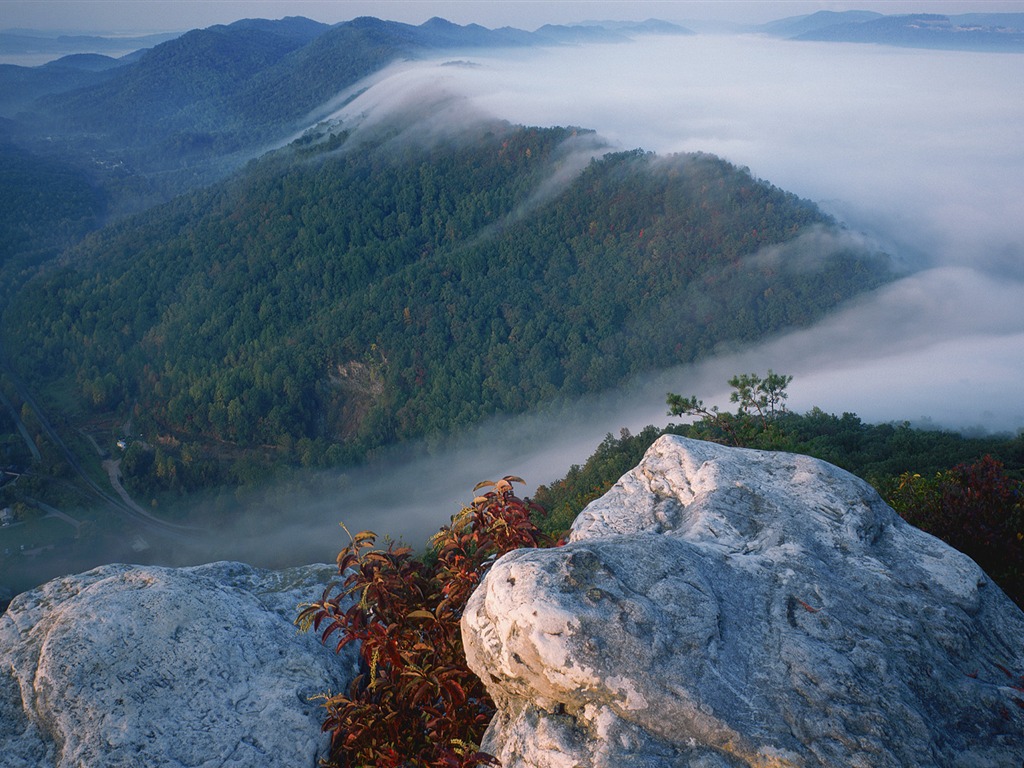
[0,561,357,768]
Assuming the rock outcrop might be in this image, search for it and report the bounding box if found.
[0,561,355,768]
[463,436,1024,767]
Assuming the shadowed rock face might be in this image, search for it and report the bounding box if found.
[0,561,356,768]
[463,436,1024,768]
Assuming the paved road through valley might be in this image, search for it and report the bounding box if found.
[0,342,200,539]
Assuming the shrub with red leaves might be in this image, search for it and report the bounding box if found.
[888,455,1023,608]
[297,477,555,767]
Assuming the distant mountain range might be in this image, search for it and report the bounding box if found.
[760,11,1024,51]
[0,16,693,211]
[0,16,694,64]
[4,9,1022,67]
[0,29,182,57]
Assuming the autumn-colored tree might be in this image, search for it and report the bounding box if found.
[298,477,555,767]
[887,455,1024,608]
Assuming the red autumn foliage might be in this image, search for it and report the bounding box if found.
[888,455,1024,608]
[297,477,555,767]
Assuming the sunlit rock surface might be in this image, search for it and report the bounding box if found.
[0,561,355,768]
[463,435,1024,767]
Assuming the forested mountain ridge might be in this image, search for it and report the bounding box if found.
[0,29,181,58]
[3,119,892,493]
[0,14,693,259]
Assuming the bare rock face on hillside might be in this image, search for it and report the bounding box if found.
[0,561,356,768]
[463,436,1024,767]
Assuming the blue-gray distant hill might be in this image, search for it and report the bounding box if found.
[764,11,1024,52]
[758,11,884,38]
[534,19,691,44]
[0,15,689,226]
[0,29,182,57]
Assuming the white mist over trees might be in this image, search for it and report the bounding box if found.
[329,34,1024,435]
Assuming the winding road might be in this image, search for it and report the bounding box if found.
[0,342,200,539]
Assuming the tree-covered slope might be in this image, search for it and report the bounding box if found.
[2,121,891,484]
[0,140,105,269]
[13,16,538,178]
[30,24,318,161]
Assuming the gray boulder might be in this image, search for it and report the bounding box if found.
[0,561,355,768]
[463,435,1024,767]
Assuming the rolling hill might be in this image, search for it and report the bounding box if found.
[764,11,1024,51]
[2,116,891,493]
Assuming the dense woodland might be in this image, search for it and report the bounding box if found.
[2,121,889,496]
[0,141,105,271]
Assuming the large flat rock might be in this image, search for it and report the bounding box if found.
[0,561,355,768]
[463,436,1024,767]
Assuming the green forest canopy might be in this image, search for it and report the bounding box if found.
[2,121,892,492]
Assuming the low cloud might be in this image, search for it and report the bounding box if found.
[329,34,1024,432]
[85,33,1024,571]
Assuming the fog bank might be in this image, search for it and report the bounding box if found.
[326,34,1024,432]
[244,34,1024,559]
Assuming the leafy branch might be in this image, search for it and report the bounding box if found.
[298,477,555,767]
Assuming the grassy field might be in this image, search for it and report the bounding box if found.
[0,514,78,556]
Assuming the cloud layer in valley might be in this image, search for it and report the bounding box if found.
[222,32,1024,562]
[323,34,1024,432]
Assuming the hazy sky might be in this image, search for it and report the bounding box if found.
[3,0,1024,33]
